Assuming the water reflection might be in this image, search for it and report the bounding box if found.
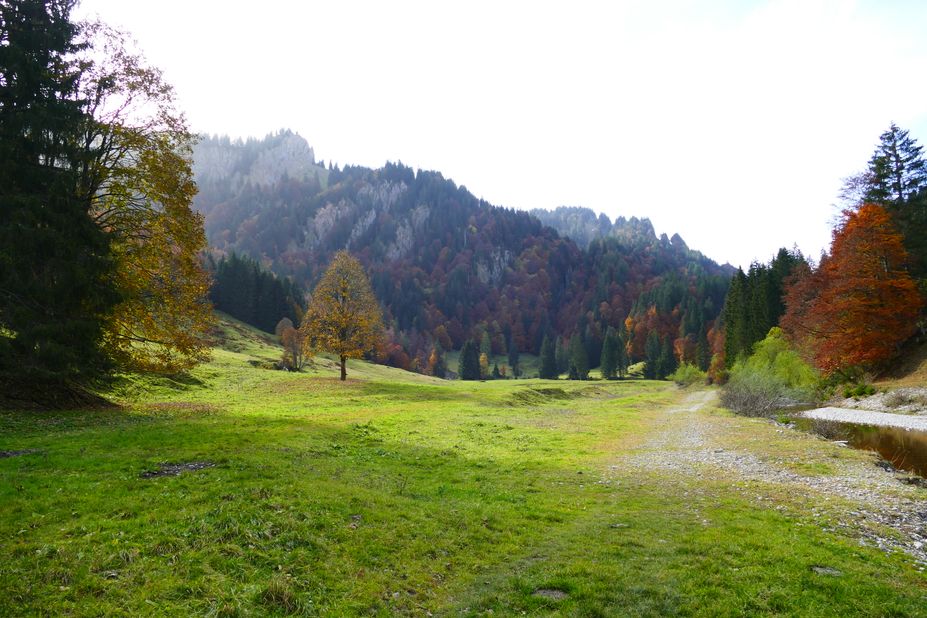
[791,417,927,479]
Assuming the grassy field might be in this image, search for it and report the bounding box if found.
[1,317,926,616]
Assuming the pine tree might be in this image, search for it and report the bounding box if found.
[480,331,492,358]
[722,269,750,366]
[643,331,661,379]
[696,326,710,371]
[863,124,927,278]
[600,327,618,379]
[507,342,520,378]
[657,337,677,379]
[555,337,569,374]
[617,334,630,378]
[568,334,589,380]
[539,335,558,379]
[865,123,927,207]
[0,0,119,396]
[458,340,481,380]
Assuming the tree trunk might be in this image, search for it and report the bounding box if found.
[340,355,347,381]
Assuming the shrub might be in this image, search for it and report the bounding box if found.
[843,383,876,399]
[669,363,707,386]
[720,328,819,417]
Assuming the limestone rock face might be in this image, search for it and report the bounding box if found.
[531,206,673,249]
[193,131,320,188]
[475,249,512,285]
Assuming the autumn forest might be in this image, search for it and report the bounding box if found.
[6,2,927,614]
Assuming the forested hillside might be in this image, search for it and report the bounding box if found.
[193,133,731,375]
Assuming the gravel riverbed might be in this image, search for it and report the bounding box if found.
[802,407,927,431]
[608,391,927,567]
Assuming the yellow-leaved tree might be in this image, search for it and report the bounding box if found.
[300,251,384,380]
[81,24,213,372]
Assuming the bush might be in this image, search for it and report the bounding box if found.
[720,328,819,417]
[843,383,876,399]
[669,363,707,386]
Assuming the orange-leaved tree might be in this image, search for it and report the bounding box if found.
[781,203,923,375]
[299,251,384,380]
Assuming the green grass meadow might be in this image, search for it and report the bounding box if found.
[1,317,925,615]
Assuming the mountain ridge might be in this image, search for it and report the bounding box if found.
[192,132,731,375]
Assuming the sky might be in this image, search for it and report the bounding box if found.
[74,0,927,269]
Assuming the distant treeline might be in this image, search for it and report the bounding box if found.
[209,253,305,332]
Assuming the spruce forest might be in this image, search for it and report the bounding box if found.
[3,2,927,615]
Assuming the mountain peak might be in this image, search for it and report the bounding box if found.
[194,130,321,187]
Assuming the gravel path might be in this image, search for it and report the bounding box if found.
[802,407,927,431]
[608,390,927,566]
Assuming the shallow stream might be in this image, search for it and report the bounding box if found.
[791,416,927,479]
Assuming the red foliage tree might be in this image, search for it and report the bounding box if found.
[781,204,923,375]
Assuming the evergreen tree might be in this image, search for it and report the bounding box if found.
[507,342,520,378]
[723,269,750,367]
[211,253,304,332]
[538,335,558,379]
[555,337,569,374]
[643,331,661,379]
[600,327,618,379]
[0,0,119,396]
[617,334,630,378]
[491,362,501,379]
[568,334,589,380]
[865,123,927,208]
[458,339,481,380]
[480,331,492,358]
[863,123,927,278]
[722,249,805,367]
[696,326,710,371]
[656,337,677,379]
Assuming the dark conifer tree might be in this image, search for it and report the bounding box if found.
[210,253,304,332]
[600,326,618,379]
[863,124,927,278]
[696,326,710,371]
[508,343,520,378]
[723,269,750,367]
[656,337,677,379]
[568,334,589,380]
[0,0,119,395]
[538,335,558,379]
[556,336,569,374]
[722,249,805,367]
[458,339,481,380]
[617,333,630,378]
[643,330,661,379]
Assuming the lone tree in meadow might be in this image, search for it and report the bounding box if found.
[300,251,383,380]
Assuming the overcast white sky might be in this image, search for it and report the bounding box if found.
[75,0,927,269]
